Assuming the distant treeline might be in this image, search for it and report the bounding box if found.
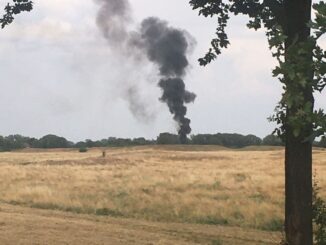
[0,133,325,151]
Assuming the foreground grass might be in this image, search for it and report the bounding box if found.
[0,146,325,232]
[0,203,281,245]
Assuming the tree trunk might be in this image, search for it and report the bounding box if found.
[284,1,313,244]
[285,137,313,244]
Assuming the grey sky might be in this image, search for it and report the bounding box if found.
[0,0,325,142]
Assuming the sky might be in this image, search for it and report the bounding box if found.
[0,0,325,142]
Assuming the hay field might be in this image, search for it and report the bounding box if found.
[0,145,325,244]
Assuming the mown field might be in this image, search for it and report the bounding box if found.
[0,145,325,244]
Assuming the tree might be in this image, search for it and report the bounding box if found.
[36,134,69,149]
[0,0,33,29]
[157,133,180,145]
[189,1,326,244]
[262,134,283,146]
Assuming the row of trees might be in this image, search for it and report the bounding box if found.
[0,134,155,151]
[158,132,283,147]
[0,134,73,151]
[75,137,155,148]
[3,132,326,151]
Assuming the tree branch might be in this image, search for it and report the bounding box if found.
[0,0,33,29]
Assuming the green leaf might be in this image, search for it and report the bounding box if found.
[298,78,307,87]
[293,128,301,137]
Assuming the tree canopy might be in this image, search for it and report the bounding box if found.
[189,0,326,140]
[0,0,33,28]
[189,0,325,244]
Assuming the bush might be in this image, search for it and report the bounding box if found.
[313,178,326,245]
[79,147,88,153]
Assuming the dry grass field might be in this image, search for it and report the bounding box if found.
[0,145,325,244]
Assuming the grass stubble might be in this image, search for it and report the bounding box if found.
[0,145,324,244]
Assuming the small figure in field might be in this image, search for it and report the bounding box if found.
[102,150,106,158]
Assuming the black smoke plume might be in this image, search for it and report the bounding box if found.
[95,0,131,46]
[95,0,196,143]
[159,78,196,143]
[135,18,196,143]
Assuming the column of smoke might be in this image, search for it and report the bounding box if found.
[95,0,196,143]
